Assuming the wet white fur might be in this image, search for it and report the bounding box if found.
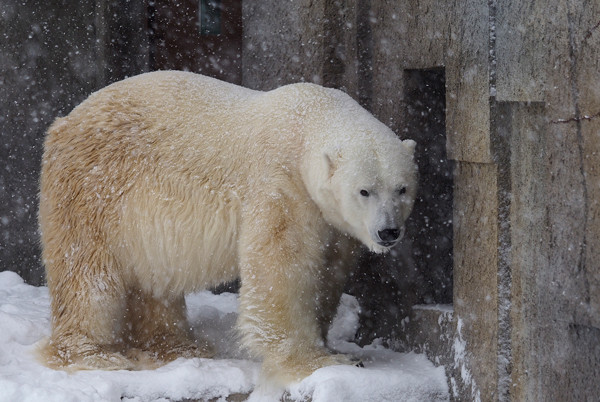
[39,71,417,383]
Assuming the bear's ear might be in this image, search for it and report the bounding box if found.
[324,153,337,179]
[402,139,417,153]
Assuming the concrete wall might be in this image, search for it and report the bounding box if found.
[242,0,327,90]
[499,1,600,398]
[0,0,148,284]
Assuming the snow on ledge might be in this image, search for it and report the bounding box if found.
[412,304,454,314]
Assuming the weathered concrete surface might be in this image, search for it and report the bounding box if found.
[491,0,600,399]
[453,162,499,401]
[525,1,600,399]
[242,0,327,90]
[371,0,600,399]
[322,0,360,98]
[370,0,493,161]
[242,0,364,95]
[568,0,600,332]
[0,0,99,284]
[495,101,546,401]
[370,0,449,132]
[495,0,546,102]
[369,2,493,399]
[395,304,454,369]
[0,0,149,284]
[445,0,492,164]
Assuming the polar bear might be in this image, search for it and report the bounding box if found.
[38,71,417,383]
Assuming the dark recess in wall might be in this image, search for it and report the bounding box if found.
[404,68,453,305]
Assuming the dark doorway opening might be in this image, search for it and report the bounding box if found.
[403,68,453,305]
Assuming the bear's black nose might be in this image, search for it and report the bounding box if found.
[378,228,400,242]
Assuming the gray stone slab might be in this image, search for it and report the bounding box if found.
[446,0,492,163]
[495,0,547,102]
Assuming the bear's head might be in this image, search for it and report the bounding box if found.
[300,90,418,253]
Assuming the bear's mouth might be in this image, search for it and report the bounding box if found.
[377,240,397,248]
[373,226,404,248]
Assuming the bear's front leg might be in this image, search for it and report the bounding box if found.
[237,197,355,383]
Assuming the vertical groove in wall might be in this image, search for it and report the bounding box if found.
[322,0,343,89]
[566,8,589,297]
[488,0,497,100]
[356,0,372,110]
[404,69,453,305]
[94,0,107,88]
[493,103,512,402]
[489,0,512,400]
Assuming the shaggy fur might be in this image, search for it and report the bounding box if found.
[38,71,417,383]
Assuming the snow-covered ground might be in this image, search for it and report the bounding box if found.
[0,270,448,401]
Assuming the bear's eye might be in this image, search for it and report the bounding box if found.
[360,189,370,197]
[397,187,407,195]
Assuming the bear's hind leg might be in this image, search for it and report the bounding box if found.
[124,288,214,363]
[42,246,133,370]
